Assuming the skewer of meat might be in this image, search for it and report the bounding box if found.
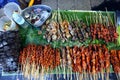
[81,46,87,80]
[61,47,67,79]
[110,50,120,80]
[76,48,82,80]
[91,51,96,80]
[66,46,72,80]
[105,47,110,79]
[95,52,99,80]
[72,46,78,80]
[118,50,120,79]
[87,45,93,80]
[84,47,91,80]
[103,45,110,80]
[92,45,98,80]
[98,48,105,80]
[19,44,61,80]
[118,50,120,63]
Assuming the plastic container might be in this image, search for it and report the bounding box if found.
[3,2,28,29]
[3,2,21,19]
[12,12,29,28]
[22,5,52,28]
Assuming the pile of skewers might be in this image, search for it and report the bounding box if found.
[60,45,120,80]
[44,20,90,42]
[19,44,120,80]
[43,12,119,44]
[18,12,120,80]
[64,44,110,80]
[19,44,61,80]
[90,24,118,42]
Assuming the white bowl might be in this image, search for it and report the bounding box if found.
[22,5,52,28]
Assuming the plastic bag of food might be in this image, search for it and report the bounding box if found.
[0,16,17,31]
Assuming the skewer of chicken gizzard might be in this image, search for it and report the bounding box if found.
[19,44,61,80]
[110,49,120,80]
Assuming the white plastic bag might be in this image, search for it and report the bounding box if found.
[0,16,17,31]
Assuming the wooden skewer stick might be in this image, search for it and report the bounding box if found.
[118,73,120,80]
[89,73,92,80]
[83,70,86,80]
[96,73,98,80]
[78,73,80,80]
[62,48,67,80]
[35,66,40,80]
[56,68,60,79]
[75,72,77,80]
[56,67,59,80]
[63,62,66,79]
[40,66,44,80]
[101,69,104,80]
[106,67,110,80]
[105,8,113,26]
[76,72,79,80]
[116,73,119,80]
[88,72,91,80]
[98,72,101,79]
[90,73,93,80]
[87,73,90,80]
[79,73,83,80]
[106,73,109,80]
[93,73,96,80]
[118,72,120,79]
